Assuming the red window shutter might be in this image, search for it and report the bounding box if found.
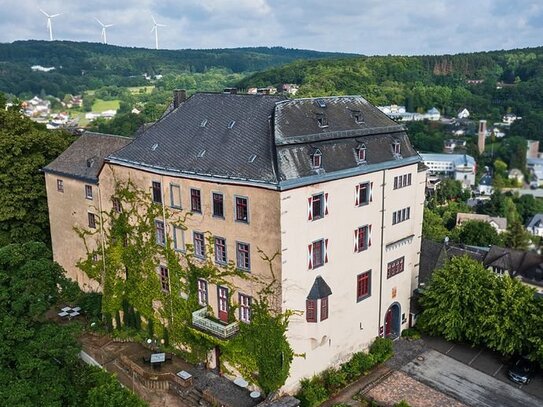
[324,238,329,263]
[306,299,317,322]
[355,184,360,206]
[368,224,372,247]
[320,297,329,321]
[369,182,374,202]
[324,192,329,215]
[307,244,313,269]
[354,229,359,252]
[308,197,313,221]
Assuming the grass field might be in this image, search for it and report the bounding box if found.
[127,86,155,94]
[92,99,120,112]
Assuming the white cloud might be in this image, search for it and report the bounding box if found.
[0,0,541,54]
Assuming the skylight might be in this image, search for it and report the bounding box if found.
[248,154,257,163]
[151,143,159,151]
[197,149,206,157]
[316,99,327,108]
[228,120,236,129]
[200,119,208,127]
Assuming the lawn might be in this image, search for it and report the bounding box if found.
[92,99,120,112]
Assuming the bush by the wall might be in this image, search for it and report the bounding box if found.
[369,337,393,364]
[297,337,394,407]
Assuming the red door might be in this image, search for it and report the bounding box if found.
[218,286,229,323]
[385,308,393,337]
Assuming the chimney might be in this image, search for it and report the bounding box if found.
[173,89,186,109]
[223,87,238,94]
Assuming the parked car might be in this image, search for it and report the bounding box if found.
[507,357,537,384]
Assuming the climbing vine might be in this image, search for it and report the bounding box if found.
[77,178,295,393]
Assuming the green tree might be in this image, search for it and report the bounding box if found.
[0,100,74,245]
[452,220,503,246]
[0,242,146,406]
[419,256,497,344]
[503,220,531,250]
[422,208,448,241]
[482,276,539,356]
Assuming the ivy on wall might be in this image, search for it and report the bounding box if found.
[76,179,294,393]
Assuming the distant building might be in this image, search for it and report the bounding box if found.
[424,107,440,121]
[502,113,520,125]
[282,84,300,95]
[526,214,543,237]
[456,213,507,234]
[443,139,467,153]
[457,108,470,119]
[31,65,55,72]
[527,140,540,159]
[420,153,476,187]
[477,174,493,195]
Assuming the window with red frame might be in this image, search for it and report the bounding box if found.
[320,296,329,321]
[357,271,371,301]
[306,299,317,322]
[235,196,248,222]
[387,257,405,278]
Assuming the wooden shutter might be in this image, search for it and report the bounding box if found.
[324,239,329,263]
[307,197,313,221]
[307,244,313,269]
[368,224,372,247]
[354,229,359,252]
[324,192,329,215]
[320,297,329,321]
[306,299,317,322]
[369,182,374,202]
[355,184,360,206]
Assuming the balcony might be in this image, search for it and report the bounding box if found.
[191,307,239,339]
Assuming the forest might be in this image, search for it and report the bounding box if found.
[0,40,352,98]
[237,48,543,125]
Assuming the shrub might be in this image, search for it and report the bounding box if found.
[297,376,329,407]
[342,351,375,380]
[401,328,421,340]
[322,368,347,394]
[395,401,411,407]
[163,327,170,347]
[79,292,102,320]
[369,337,393,363]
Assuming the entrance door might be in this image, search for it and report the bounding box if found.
[385,308,393,337]
[384,303,401,339]
[217,286,229,323]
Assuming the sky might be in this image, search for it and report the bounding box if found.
[0,0,542,55]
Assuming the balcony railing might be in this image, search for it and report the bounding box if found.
[191,307,239,339]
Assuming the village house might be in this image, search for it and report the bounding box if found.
[419,153,476,188]
[43,90,426,392]
[456,213,507,234]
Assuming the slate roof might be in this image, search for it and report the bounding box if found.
[526,214,543,229]
[307,276,332,300]
[106,93,421,189]
[419,238,487,285]
[110,93,287,185]
[43,131,132,183]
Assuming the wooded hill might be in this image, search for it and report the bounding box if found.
[237,47,543,122]
[0,40,353,97]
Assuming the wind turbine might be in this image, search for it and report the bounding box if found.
[151,16,166,50]
[40,9,61,41]
[95,18,113,44]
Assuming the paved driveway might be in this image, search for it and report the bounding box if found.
[423,335,543,401]
[402,350,542,407]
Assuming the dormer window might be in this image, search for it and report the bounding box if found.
[316,113,328,128]
[311,149,322,169]
[352,110,364,124]
[356,143,366,163]
[393,140,401,155]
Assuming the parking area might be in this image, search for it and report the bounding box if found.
[402,350,542,407]
[422,335,543,402]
